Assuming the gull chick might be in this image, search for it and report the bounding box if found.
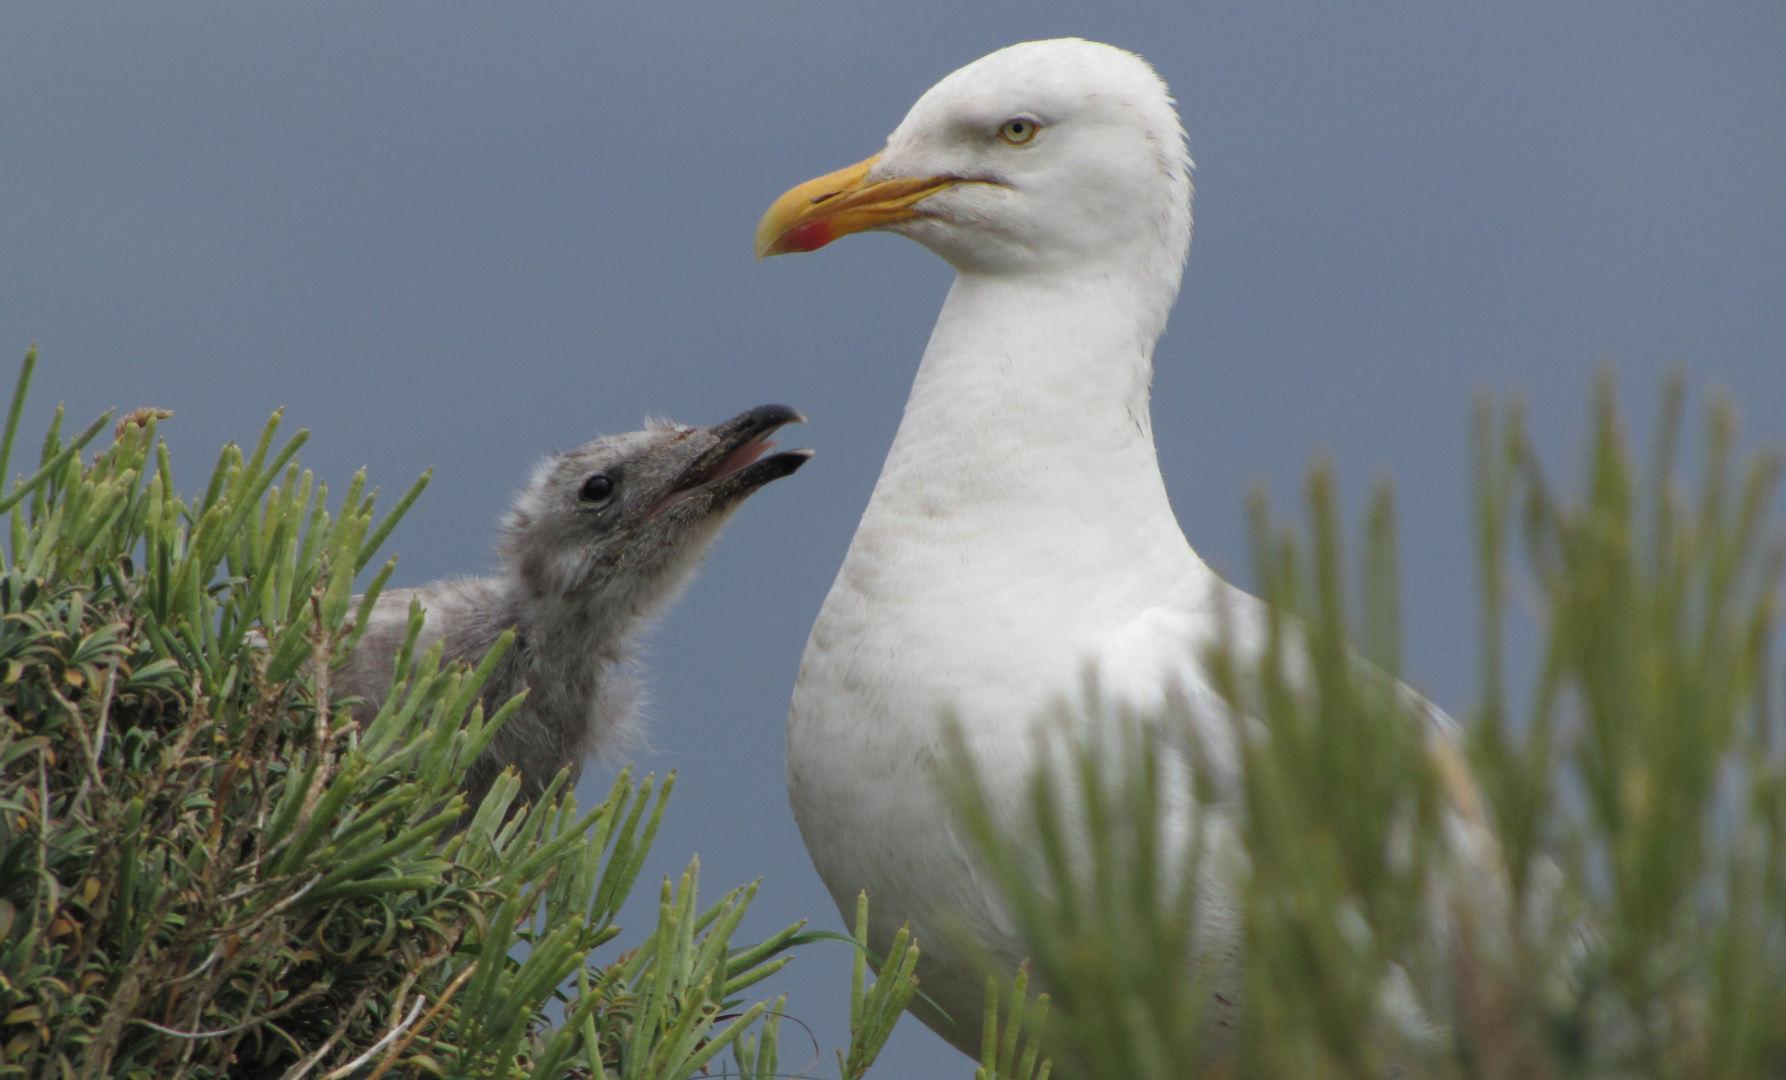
[337,404,811,808]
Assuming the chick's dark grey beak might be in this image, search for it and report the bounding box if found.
[658,404,812,516]
[705,403,806,448]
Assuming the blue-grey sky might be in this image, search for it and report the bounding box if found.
[5,3,1783,1074]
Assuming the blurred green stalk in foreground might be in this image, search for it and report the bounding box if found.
[955,373,1786,1079]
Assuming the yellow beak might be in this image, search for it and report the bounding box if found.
[755,154,959,260]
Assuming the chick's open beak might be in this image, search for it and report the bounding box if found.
[647,405,812,522]
[755,155,959,260]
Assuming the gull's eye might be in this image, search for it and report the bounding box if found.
[579,474,614,502]
[997,117,1040,145]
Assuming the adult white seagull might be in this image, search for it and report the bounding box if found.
[758,38,1475,1063]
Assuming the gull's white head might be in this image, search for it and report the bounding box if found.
[757,39,1192,281]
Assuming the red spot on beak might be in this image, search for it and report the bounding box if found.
[780,219,838,254]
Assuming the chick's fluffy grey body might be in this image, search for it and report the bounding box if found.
[337,406,810,807]
[339,574,641,806]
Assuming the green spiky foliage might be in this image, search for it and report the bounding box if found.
[974,963,1050,1080]
[942,705,1217,1080]
[0,348,912,1080]
[949,372,1786,1078]
[1452,375,1786,1078]
[835,892,921,1080]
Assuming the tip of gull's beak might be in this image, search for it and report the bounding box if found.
[755,213,831,262]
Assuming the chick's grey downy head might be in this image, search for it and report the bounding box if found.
[499,404,811,609]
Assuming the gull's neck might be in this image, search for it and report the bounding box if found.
[857,262,1206,593]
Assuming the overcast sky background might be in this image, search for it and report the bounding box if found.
[5,3,1784,1074]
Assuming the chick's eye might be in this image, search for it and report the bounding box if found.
[998,117,1040,145]
[579,474,613,502]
